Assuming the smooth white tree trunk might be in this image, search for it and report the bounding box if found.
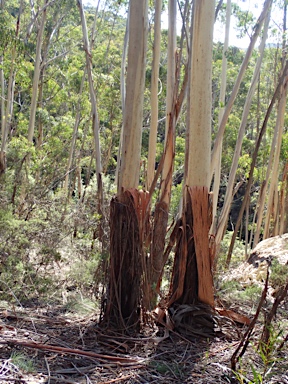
[118,0,148,191]
[147,0,162,191]
[28,0,48,143]
[78,0,103,187]
[115,8,129,187]
[186,0,215,306]
[64,1,100,193]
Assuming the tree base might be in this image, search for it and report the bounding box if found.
[103,189,149,332]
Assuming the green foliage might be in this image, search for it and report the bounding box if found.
[269,259,288,289]
[0,181,103,306]
[11,352,35,373]
[234,323,287,384]
[238,284,263,302]
[149,360,184,378]
[217,232,246,270]
[68,251,100,290]
[170,183,182,218]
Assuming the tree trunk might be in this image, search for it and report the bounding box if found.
[146,0,162,191]
[28,0,48,143]
[279,162,288,234]
[105,0,148,330]
[64,2,100,195]
[78,0,104,246]
[115,8,129,185]
[170,0,215,308]
[0,54,5,174]
[0,1,23,173]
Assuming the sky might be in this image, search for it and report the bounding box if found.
[83,0,284,49]
[214,0,283,48]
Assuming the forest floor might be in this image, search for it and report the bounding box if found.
[0,236,287,383]
[0,296,287,384]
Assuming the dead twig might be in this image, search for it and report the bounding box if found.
[44,356,51,384]
[260,281,288,348]
[231,266,269,372]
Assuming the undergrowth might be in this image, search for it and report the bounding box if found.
[0,184,106,312]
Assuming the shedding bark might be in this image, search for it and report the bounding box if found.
[106,190,149,329]
[159,0,177,205]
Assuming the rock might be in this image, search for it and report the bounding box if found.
[248,234,288,267]
[222,234,288,295]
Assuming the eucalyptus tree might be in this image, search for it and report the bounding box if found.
[104,0,148,329]
[77,0,103,207]
[169,0,215,307]
[27,0,49,144]
[146,0,162,191]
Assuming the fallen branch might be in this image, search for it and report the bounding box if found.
[2,339,143,366]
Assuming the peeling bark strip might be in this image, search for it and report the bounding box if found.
[190,186,214,307]
[147,200,169,309]
[168,192,197,306]
[105,189,149,330]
